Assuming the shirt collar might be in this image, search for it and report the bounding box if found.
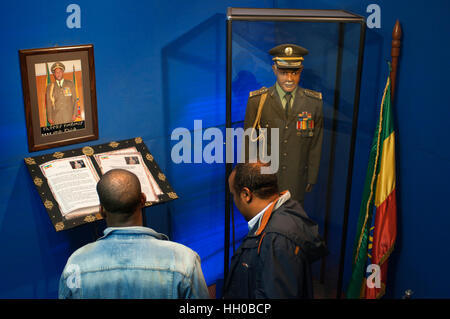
[99,226,169,241]
[275,82,298,101]
[248,201,273,231]
[248,191,292,232]
[57,79,64,86]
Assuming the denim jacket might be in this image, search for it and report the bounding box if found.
[58,226,210,299]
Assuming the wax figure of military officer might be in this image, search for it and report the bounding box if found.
[46,62,78,125]
[243,44,323,204]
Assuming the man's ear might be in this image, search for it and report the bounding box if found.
[140,192,147,207]
[99,205,106,219]
[272,64,277,75]
[240,187,253,204]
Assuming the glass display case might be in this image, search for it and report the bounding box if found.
[225,8,366,298]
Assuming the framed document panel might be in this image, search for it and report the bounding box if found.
[19,44,99,152]
[24,137,178,231]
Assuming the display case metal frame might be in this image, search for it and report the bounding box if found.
[225,7,366,298]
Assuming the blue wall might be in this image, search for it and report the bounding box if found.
[1,0,449,298]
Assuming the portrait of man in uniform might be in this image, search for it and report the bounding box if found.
[20,44,98,152]
[70,160,86,169]
[125,156,140,165]
[45,61,78,125]
[243,44,324,204]
[33,60,85,129]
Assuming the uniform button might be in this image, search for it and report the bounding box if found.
[285,126,288,129]
[282,166,287,170]
[284,140,288,144]
[283,152,287,156]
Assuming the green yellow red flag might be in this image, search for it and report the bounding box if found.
[45,63,51,126]
[346,67,397,299]
[73,65,81,120]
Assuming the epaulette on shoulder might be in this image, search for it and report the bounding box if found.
[249,87,268,98]
[304,89,322,100]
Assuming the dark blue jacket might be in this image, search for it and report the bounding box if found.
[223,198,328,299]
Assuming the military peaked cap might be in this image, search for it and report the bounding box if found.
[51,62,66,73]
[269,44,309,69]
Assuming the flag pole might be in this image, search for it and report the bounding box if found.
[390,20,402,100]
[342,20,401,299]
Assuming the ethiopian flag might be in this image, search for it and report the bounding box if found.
[73,65,81,120]
[346,69,397,299]
[45,63,51,126]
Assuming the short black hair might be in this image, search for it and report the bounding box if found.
[232,162,279,199]
[96,169,142,215]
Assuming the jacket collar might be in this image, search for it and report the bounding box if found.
[99,226,169,241]
[267,86,285,120]
[253,190,291,236]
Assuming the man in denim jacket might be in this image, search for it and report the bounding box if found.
[58,169,209,299]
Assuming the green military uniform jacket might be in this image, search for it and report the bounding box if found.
[46,79,77,125]
[243,85,323,203]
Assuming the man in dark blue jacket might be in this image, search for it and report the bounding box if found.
[224,162,327,298]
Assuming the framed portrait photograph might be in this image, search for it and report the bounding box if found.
[19,44,98,152]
